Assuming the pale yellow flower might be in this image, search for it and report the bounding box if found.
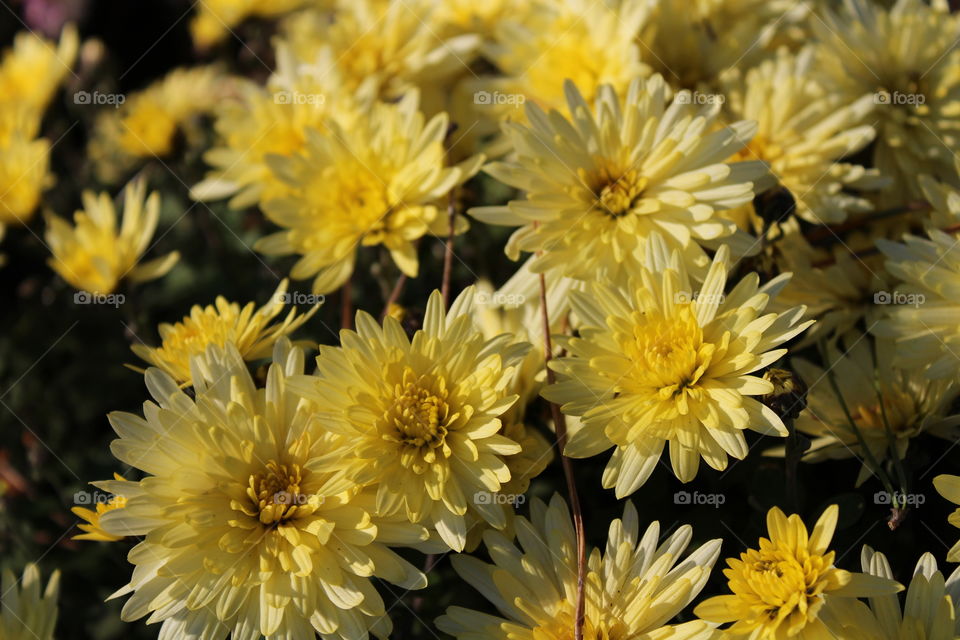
[0,564,60,640]
[71,473,128,542]
[934,474,960,562]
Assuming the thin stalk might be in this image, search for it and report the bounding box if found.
[871,343,910,529]
[538,273,585,640]
[340,276,353,331]
[381,273,409,321]
[442,192,457,308]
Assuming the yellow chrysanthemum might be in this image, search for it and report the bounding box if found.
[644,0,810,91]
[0,125,51,230]
[543,239,812,495]
[44,178,179,295]
[257,90,483,295]
[934,475,960,562]
[71,473,128,542]
[719,47,884,225]
[190,0,310,48]
[842,547,960,639]
[130,279,318,385]
[0,25,78,113]
[89,66,234,182]
[695,505,902,639]
[772,335,959,486]
[873,228,960,379]
[289,288,530,552]
[813,0,960,200]
[472,76,767,282]
[100,339,429,639]
[438,494,722,640]
[0,564,60,640]
[192,43,367,209]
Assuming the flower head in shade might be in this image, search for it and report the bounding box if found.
[776,335,959,486]
[842,547,960,639]
[437,494,722,640]
[45,178,179,295]
[812,0,960,200]
[257,90,483,294]
[472,75,767,282]
[543,238,812,495]
[99,340,429,639]
[934,474,960,562]
[0,25,77,112]
[695,505,902,639]
[719,47,884,226]
[873,228,960,380]
[0,564,60,640]
[289,288,530,551]
[130,279,318,386]
[0,113,51,230]
[189,0,306,49]
[71,473,128,542]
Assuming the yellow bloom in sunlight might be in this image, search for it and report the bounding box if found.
[0,564,60,640]
[189,0,310,48]
[770,335,959,486]
[473,76,767,283]
[934,475,960,562]
[695,505,902,639]
[544,239,812,495]
[842,547,960,639]
[0,25,78,113]
[192,43,367,209]
[873,229,960,380]
[45,178,179,295]
[813,0,960,201]
[89,66,234,182]
[100,340,429,639]
[257,90,483,294]
[289,288,530,552]
[720,47,885,225]
[71,473,128,542]
[130,279,318,385]
[438,495,722,640]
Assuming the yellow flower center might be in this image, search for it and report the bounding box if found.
[584,165,648,218]
[386,368,450,449]
[620,304,712,395]
[852,386,917,435]
[120,101,178,156]
[241,460,310,525]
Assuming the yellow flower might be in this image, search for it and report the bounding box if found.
[89,66,234,182]
[437,494,723,640]
[0,564,60,640]
[719,47,884,225]
[473,76,767,282]
[192,43,367,209]
[100,339,429,639]
[45,178,179,295]
[695,505,902,639]
[0,126,51,229]
[774,334,959,486]
[289,288,530,551]
[813,0,960,200]
[0,25,78,113]
[71,473,128,542]
[257,90,483,294]
[841,547,960,639]
[873,228,960,379]
[934,475,960,562]
[130,279,318,385]
[190,0,309,48]
[543,239,812,495]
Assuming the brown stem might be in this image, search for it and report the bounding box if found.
[340,276,353,331]
[538,273,586,640]
[381,273,409,321]
[442,192,457,308]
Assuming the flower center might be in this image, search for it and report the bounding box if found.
[595,168,648,218]
[385,368,450,449]
[619,304,710,393]
[242,460,310,525]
